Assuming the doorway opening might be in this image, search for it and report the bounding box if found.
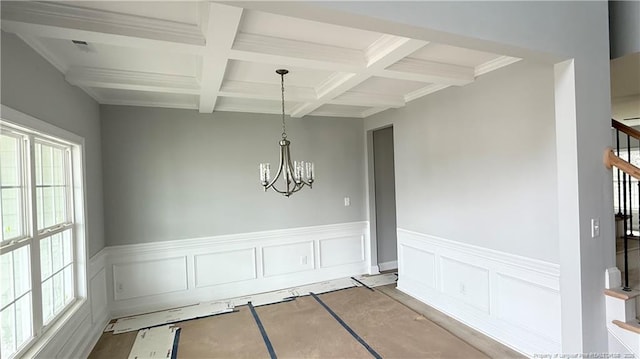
[370,126,398,272]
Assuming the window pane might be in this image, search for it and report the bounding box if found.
[35,143,42,186]
[36,187,44,230]
[40,236,52,280]
[42,187,55,228]
[52,271,63,314]
[0,303,16,357]
[41,145,52,186]
[13,246,30,298]
[0,252,14,308]
[15,293,32,351]
[1,188,22,240]
[54,187,66,224]
[52,148,64,185]
[63,265,73,305]
[0,135,19,186]
[62,230,72,266]
[41,277,53,324]
[51,233,63,273]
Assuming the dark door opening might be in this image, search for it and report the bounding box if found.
[373,126,397,271]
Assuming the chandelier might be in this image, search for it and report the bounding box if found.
[259,69,314,197]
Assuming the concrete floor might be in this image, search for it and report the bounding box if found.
[90,283,524,358]
[376,284,524,358]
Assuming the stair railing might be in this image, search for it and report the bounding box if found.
[605,119,640,291]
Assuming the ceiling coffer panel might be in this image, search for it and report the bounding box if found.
[0,1,521,117]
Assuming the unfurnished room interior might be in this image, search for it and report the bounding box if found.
[0,1,639,358]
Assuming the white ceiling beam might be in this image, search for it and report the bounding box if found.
[219,80,403,108]
[66,67,201,95]
[100,99,198,111]
[329,91,405,108]
[361,107,391,118]
[380,58,475,86]
[214,103,282,116]
[0,2,205,54]
[291,35,427,118]
[229,33,365,72]
[229,33,473,88]
[198,3,243,113]
[219,80,317,102]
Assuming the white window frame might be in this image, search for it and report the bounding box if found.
[0,105,88,359]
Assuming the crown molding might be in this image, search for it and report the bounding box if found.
[1,1,205,54]
[66,67,200,95]
[475,55,522,77]
[404,84,451,103]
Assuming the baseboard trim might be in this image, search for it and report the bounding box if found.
[378,260,398,271]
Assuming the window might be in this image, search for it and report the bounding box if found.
[0,120,80,359]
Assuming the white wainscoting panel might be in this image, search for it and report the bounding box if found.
[440,256,490,313]
[397,228,561,356]
[399,244,436,289]
[263,241,315,277]
[319,236,364,268]
[195,248,256,288]
[495,273,561,341]
[113,257,188,300]
[106,222,369,317]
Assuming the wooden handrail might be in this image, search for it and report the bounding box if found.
[604,148,640,180]
[612,119,640,140]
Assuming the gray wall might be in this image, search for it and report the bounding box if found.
[609,0,640,59]
[100,106,366,246]
[0,31,105,257]
[293,1,611,351]
[372,126,397,265]
[372,60,559,263]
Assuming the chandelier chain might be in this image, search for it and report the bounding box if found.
[281,71,286,139]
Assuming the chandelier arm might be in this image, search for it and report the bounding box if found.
[284,143,297,185]
[263,141,287,190]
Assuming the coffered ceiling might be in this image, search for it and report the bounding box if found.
[1,1,521,118]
